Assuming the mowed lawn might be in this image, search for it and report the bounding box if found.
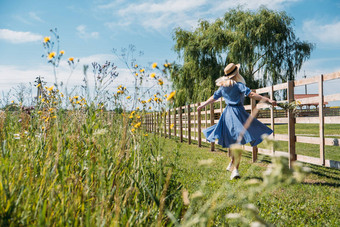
[161,137,340,226]
[170,123,340,161]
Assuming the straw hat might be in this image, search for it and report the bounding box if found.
[224,63,240,79]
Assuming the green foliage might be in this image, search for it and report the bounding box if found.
[0,109,183,225]
[172,7,314,106]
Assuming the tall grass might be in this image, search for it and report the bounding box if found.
[0,107,183,226]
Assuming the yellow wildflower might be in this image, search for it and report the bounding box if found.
[134,122,141,128]
[164,94,168,97]
[123,87,126,90]
[147,98,152,103]
[47,86,54,91]
[52,116,57,119]
[73,96,79,99]
[11,100,14,103]
[118,85,122,89]
[68,57,74,62]
[131,128,135,132]
[37,111,42,114]
[166,91,176,101]
[134,64,138,68]
[43,37,50,43]
[49,108,54,112]
[60,50,65,55]
[136,107,140,110]
[36,83,41,88]
[42,126,45,130]
[135,73,139,76]
[41,98,45,103]
[150,73,156,78]
[129,115,133,119]
[126,96,131,99]
[140,68,145,73]
[170,123,174,129]
[158,79,163,85]
[144,134,148,136]
[48,52,56,60]
[152,62,157,69]
[149,106,152,109]
[137,115,141,119]
[164,63,168,67]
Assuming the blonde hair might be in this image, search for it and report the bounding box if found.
[215,73,246,87]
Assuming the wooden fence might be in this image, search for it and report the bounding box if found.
[143,72,340,169]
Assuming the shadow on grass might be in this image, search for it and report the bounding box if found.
[302,181,340,188]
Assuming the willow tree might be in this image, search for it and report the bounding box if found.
[172,7,314,106]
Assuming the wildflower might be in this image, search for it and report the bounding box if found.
[129,115,133,119]
[68,57,74,62]
[147,98,152,103]
[150,73,156,78]
[123,87,126,90]
[149,106,152,109]
[118,85,122,89]
[41,126,45,130]
[164,63,169,67]
[135,73,139,76]
[45,117,49,122]
[48,108,54,112]
[43,36,50,43]
[136,107,140,110]
[41,98,45,103]
[11,100,14,103]
[158,79,163,85]
[144,134,148,136]
[164,94,168,97]
[48,52,56,60]
[134,122,141,128]
[60,50,65,55]
[52,116,57,119]
[61,93,64,97]
[37,111,42,114]
[126,96,131,99]
[152,62,157,69]
[47,86,54,91]
[170,123,174,129]
[166,91,176,101]
[73,96,79,99]
[131,128,135,132]
[140,68,145,73]
[36,83,41,88]
[134,64,138,68]
[131,111,136,115]
[137,115,141,119]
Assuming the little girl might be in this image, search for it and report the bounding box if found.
[197,63,276,180]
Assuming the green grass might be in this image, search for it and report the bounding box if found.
[161,137,340,226]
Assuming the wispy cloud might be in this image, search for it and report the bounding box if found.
[303,20,340,45]
[76,25,99,39]
[28,12,44,23]
[100,0,301,31]
[0,29,42,44]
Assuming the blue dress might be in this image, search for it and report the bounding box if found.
[203,82,273,148]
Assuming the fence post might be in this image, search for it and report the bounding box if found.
[168,109,171,138]
[210,103,215,151]
[179,106,183,142]
[319,74,325,166]
[156,112,159,134]
[288,80,296,169]
[250,96,258,162]
[270,85,275,154]
[187,104,191,144]
[198,102,201,147]
[174,108,177,137]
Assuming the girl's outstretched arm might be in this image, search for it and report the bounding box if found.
[248,92,277,106]
[197,95,215,112]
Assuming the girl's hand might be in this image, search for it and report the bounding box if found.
[197,105,204,112]
[270,99,277,106]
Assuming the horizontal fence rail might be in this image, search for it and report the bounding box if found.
[143,72,340,169]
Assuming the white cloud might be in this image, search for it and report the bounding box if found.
[303,20,340,45]
[0,29,43,44]
[101,0,301,31]
[76,25,99,39]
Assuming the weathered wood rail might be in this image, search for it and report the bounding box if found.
[143,72,340,169]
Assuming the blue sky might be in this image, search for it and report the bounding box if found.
[1,0,340,105]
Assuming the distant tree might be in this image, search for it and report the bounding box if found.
[172,7,314,106]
